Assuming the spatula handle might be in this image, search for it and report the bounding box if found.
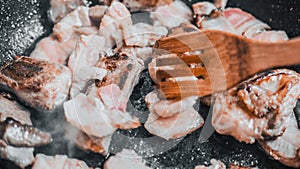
[249,37,300,75]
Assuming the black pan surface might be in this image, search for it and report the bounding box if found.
[0,0,300,169]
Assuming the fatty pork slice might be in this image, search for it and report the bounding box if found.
[212,69,300,144]
[252,30,289,42]
[144,91,203,140]
[30,27,98,65]
[150,0,192,29]
[104,149,151,169]
[123,23,168,47]
[89,5,108,25]
[192,2,237,34]
[99,1,132,48]
[53,6,92,42]
[49,0,88,23]
[0,56,71,112]
[68,34,107,98]
[64,124,111,155]
[258,113,300,168]
[64,84,140,138]
[0,94,51,168]
[32,154,89,169]
[96,52,144,100]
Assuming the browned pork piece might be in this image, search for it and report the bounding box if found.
[144,91,203,140]
[49,0,88,23]
[67,34,107,98]
[0,56,71,112]
[99,1,132,48]
[0,93,52,168]
[192,1,289,42]
[258,113,300,168]
[96,52,144,99]
[32,154,90,169]
[150,0,193,29]
[104,149,151,169]
[212,69,300,144]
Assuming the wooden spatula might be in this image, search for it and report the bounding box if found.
[150,29,300,99]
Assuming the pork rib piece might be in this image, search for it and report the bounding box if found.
[104,149,151,169]
[32,154,89,169]
[0,56,72,112]
[212,69,300,144]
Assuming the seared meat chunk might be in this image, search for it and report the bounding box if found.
[32,154,89,169]
[0,93,52,168]
[212,69,300,144]
[68,34,107,97]
[96,52,144,99]
[104,149,151,169]
[99,1,132,48]
[145,91,203,140]
[0,144,34,168]
[30,26,97,65]
[150,0,192,29]
[0,56,71,111]
[89,5,108,25]
[49,0,88,23]
[53,6,92,42]
[123,23,168,47]
[258,113,300,168]
[0,118,52,147]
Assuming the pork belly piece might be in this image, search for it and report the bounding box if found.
[104,149,151,169]
[0,118,52,147]
[65,124,111,155]
[252,30,289,42]
[195,159,226,169]
[223,8,270,37]
[145,91,203,140]
[0,93,52,168]
[150,0,192,29]
[64,84,140,138]
[0,143,34,168]
[192,2,237,34]
[53,6,92,42]
[258,113,300,168]
[0,56,72,112]
[96,52,144,99]
[68,34,107,97]
[30,27,98,65]
[89,5,108,25]
[49,0,88,23]
[99,1,132,48]
[212,69,300,144]
[32,154,89,169]
[0,93,31,125]
[123,23,168,47]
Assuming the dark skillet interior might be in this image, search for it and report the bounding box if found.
[0,0,300,169]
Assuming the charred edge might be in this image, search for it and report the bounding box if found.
[234,37,251,80]
[118,71,128,90]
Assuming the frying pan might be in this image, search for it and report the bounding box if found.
[0,0,300,168]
